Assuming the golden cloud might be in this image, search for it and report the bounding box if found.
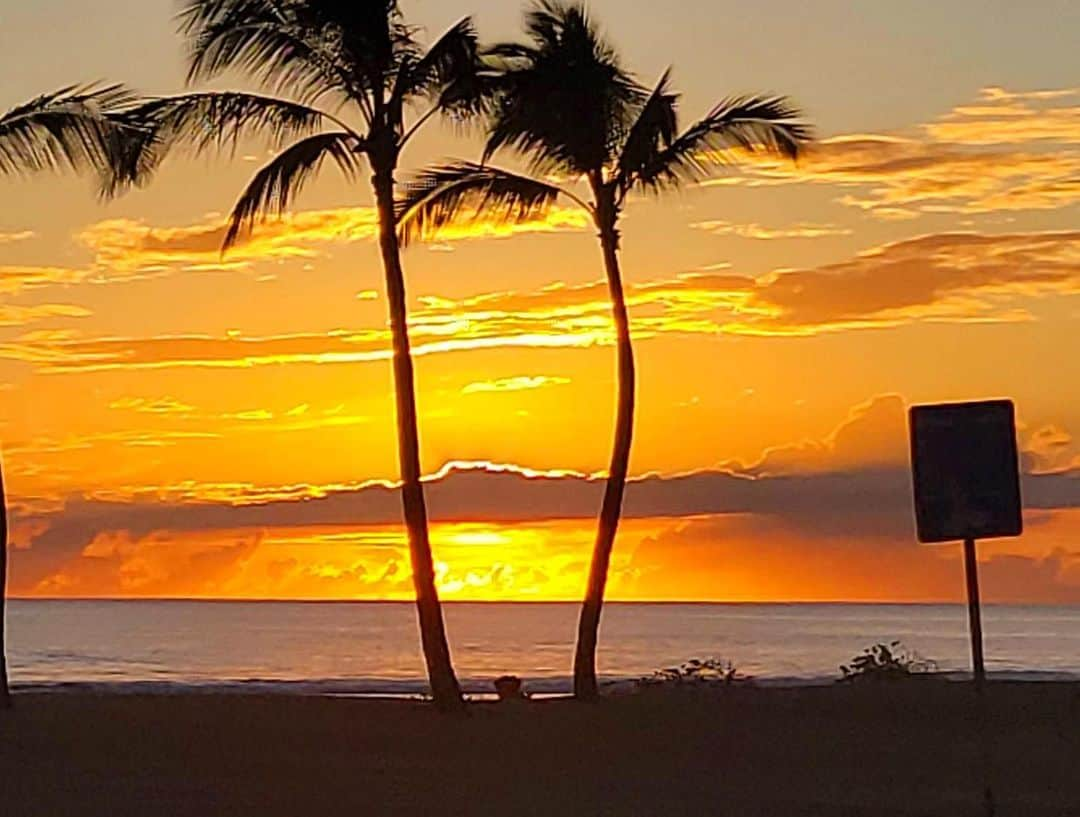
[710,135,1080,219]
[703,86,1080,218]
[109,396,196,415]
[0,303,91,327]
[0,265,88,295]
[0,230,35,245]
[4,229,1077,372]
[77,205,589,275]
[11,399,371,460]
[690,220,852,239]
[924,86,1080,145]
[10,449,1080,601]
[462,375,571,394]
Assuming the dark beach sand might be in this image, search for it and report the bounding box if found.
[2,682,1077,816]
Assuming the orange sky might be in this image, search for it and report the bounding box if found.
[1,2,1078,603]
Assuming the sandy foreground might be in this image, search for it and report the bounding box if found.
[1,683,1077,816]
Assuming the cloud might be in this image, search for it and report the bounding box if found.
[729,229,1080,333]
[10,395,1080,602]
[10,460,1080,600]
[11,401,370,460]
[109,396,196,416]
[409,229,1080,339]
[703,87,1080,219]
[462,376,571,394]
[924,86,1080,145]
[740,395,909,476]
[0,265,88,295]
[690,220,852,239]
[1023,425,1080,475]
[31,529,264,598]
[0,230,35,245]
[10,444,1080,537]
[4,228,1077,372]
[76,205,589,277]
[620,513,1080,604]
[77,210,380,276]
[710,135,1080,219]
[0,303,91,327]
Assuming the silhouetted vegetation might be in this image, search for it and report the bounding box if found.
[106,0,500,713]
[397,0,810,700]
[838,641,937,683]
[0,85,136,709]
[0,84,134,180]
[636,658,752,689]
[0,457,9,708]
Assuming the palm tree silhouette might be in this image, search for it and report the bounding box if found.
[397,0,811,699]
[109,1,491,712]
[0,84,136,708]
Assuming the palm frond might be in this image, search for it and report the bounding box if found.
[224,130,365,250]
[104,91,331,196]
[632,95,812,194]
[180,0,360,105]
[308,0,412,81]
[0,84,136,177]
[614,69,678,195]
[396,161,567,247]
[392,18,477,104]
[483,0,646,176]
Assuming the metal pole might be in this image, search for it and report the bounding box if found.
[963,536,994,816]
[962,537,986,687]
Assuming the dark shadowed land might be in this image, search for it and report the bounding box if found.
[2,683,1077,816]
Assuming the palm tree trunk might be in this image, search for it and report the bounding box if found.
[371,167,464,713]
[1,454,11,709]
[574,223,636,700]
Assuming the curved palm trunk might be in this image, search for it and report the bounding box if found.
[573,221,636,700]
[372,168,464,713]
[1,455,11,709]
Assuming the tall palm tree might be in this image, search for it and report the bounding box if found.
[0,456,10,709]
[397,0,811,699]
[109,0,491,712]
[0,84,135,708]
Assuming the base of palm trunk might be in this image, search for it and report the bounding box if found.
[573,639,601,700]
[430,680,466,713]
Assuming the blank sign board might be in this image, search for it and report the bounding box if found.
[909,400,1023,544]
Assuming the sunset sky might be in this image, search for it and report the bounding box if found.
[1,0,1078,602]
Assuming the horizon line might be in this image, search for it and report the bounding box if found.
[10,596,1078,608]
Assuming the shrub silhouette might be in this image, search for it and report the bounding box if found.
[839,641,937,683]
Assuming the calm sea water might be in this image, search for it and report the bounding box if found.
[7,601,1079,694]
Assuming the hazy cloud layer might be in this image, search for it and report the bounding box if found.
[690,220,852,239]
[0,231,35,246]
[4,228,1078,372]
[923,86,1080,146]
[11,460,1080,596]
[77,206,591,277]
[707,86,1080,220]
[10,394,1080,601]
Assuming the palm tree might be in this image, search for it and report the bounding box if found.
[0,84,135,708]
[396,0,811,699]
[0,457,10,709]
[108,1,492,712]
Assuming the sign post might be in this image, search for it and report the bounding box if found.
[909,399,1023,817]
[909,399,1023,680]
[962,537,986,687]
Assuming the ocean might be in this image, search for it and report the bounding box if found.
[7,601,1079,695]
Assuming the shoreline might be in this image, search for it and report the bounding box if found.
[2,683,1077,816]
[12,597,1080,606]
[10,669,1080,697]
